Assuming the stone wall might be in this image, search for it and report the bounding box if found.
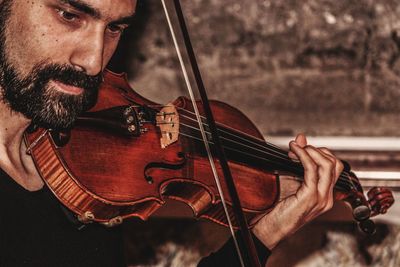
[109,0,400,137]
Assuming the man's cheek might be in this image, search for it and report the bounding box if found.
[103,39,121,68]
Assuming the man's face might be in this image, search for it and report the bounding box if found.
[0,0,136,130]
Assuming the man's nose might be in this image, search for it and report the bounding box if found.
[69,28,104,76]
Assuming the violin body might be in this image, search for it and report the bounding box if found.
[25,70,279,228]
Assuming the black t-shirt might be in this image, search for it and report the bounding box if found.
[0,168,125,266]
[0,169,270,266]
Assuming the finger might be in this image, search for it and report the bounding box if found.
[288,133,307,160]
[290,143,335,215]
[319,148,344,183]
[303,146,336,210]
[288,150,299,161]
[288,140,299,161]
[295,133,307,148]
[317,148,340,210]
[289,142,318,189]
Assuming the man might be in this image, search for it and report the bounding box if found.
[0,0,343,266]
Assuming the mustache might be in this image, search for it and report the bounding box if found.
[28,63,103,92]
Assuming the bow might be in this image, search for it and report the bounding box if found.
[161,1,262,266]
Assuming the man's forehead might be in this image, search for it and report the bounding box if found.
[60,0,137,21]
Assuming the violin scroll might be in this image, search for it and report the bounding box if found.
[353,187,394,235]
[367,187,395,216]
[342,170,394,235]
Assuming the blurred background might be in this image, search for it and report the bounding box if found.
[107,0,400,266]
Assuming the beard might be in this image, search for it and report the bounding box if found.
[0,0,102,130]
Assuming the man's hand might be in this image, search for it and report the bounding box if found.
[252,133,344,249]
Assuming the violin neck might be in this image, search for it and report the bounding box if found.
[177,107,356,193]
[211,125,356,193]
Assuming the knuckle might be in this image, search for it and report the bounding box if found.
[321,159,333,168]
[321,147,333,155]
[319,147,330,154]
[306,196,319,208]
[322,205,332,213]
[320,194,334,210]
[320,203,329,213]
[304,145,315,152]
[337,160,344,171]
[306,162,318,172]
[326,160,335,170]
[324,199,334,211]
[316,203,325,213]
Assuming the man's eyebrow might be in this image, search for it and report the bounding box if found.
[110,14,135,25]
[59,0,101,19]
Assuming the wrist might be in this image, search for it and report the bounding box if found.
[251,216,287,250]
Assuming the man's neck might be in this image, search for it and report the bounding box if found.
[0,100,44,191]
[0,101,30,146]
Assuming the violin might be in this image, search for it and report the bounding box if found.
[25,69,394,231]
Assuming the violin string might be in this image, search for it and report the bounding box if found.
[162,105,314,170]
[176,112,357,189]
[177,107,288,157]
[176,118,355,190]
[179,119,297,169]
[180,112,288,158]
[155,109,357,191]
[179,112,296,163]
[177,108,359,188]
[179,121,356,191]
[179,107,358,190]
[177,131,352,192]
[177,127,300,175]
[160,1,245,265]
[180,131,354,192]
[177,116,356,190]
[178,107,353,180]
[181,131,353,191]
[177,106,356,189]
[181,133,351,192]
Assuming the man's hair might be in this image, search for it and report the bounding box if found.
[0,0,12,70]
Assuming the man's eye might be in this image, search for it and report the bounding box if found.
[107,24,126,34]
[57,10,79,22]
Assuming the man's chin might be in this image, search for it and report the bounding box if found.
[29,107,80,130]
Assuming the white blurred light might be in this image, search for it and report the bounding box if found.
[323,12,337,24]
[266,136,400,151]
